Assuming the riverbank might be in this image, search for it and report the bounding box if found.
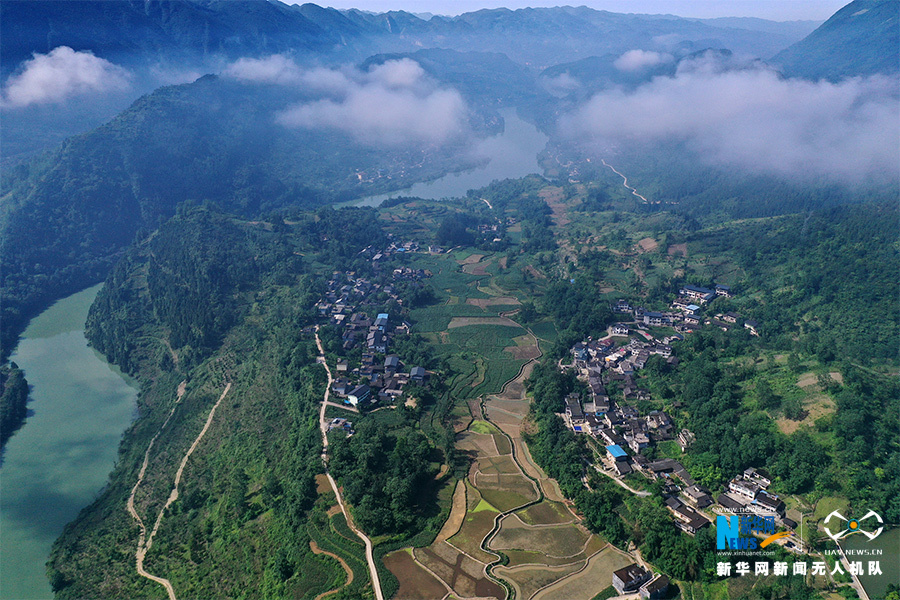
[354,109,548,207]
[0,285,138,600]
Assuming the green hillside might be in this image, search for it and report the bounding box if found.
[772,0,899,80]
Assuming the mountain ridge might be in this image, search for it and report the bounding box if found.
[772,0,899,80]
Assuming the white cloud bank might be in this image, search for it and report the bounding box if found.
[614,49,673,72]
[561,59,899,183]
[2,46,131,108]
[225,56,468,146]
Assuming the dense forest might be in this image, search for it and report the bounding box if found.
[695,204,899,363]
[0,71,476,362]
[329,417,441,535]
[0,363,29,448]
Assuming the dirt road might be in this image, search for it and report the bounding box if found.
[315,328,384,600]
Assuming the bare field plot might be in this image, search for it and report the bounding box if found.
[463,259,494,275]
[503,549,580,568]
[458,253,486,265]
[448,509,499,564]
[414,547,458,588]
[436,480,467,543]
[493,515,590,557]
[489,394,529,415]
[515,440,551,483]
[479,489,535,514]
[493,433,512,455]
[517,500,574,526]
[486,397,529,417]
[531,547,634,600]
[476,473,538,509]
[478,455,521,474]
[466,296,521,309]
[502,535,607,569]
[505,344,542,360]
[637,237,659,253]
[384,550,449,600]
[415,547,503,600]
[456,431,498,457]
[495,562,584,600]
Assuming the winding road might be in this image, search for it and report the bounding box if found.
[315,328,384,600]
[601,159,649,203]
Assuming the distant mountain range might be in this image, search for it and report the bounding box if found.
[2,0,818,79]
[772,0,899,80]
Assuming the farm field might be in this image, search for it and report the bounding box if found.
[378,207,649,600]
[530,547,634,600]
[382,550,448,600]
[307,493,373,600]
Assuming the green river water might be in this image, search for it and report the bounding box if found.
[1,285,138,600]
[841,527,900,598]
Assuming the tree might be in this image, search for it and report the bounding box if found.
[755,380,779,410]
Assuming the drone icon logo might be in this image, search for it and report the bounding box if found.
[823,510,883,542]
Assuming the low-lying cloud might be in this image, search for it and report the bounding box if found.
[561,59,899,183]
[224,55,303,85]
[225,56,468,146]
[2,46,131,108]
[614,49,672,72]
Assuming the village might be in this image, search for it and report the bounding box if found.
[559,282,793,553]
[314,237,436,414]
[314,241,796,597]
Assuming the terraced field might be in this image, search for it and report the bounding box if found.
[385,249,634,599]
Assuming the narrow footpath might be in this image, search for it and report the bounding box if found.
[128,380,231,600]
[315,328,384,600]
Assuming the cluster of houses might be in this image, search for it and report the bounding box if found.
[609,283,761,336]
[572,334,676,379]
[316,266,428,353]
[313,239,435,409]
[612,564,669,599]
[331,352,427,407]
[717,468,794,528]
[565,326,723,536]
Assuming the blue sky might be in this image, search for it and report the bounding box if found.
[307,0,849,21]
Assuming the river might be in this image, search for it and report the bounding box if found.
[355,109,548,207]
[0,285,138,600]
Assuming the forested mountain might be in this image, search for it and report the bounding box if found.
[3,0,894,360]
[361,48,549,107]
[0,69,483,360]
[772,0,899,80]
[0,0,344,78]
[538,48,737,99]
